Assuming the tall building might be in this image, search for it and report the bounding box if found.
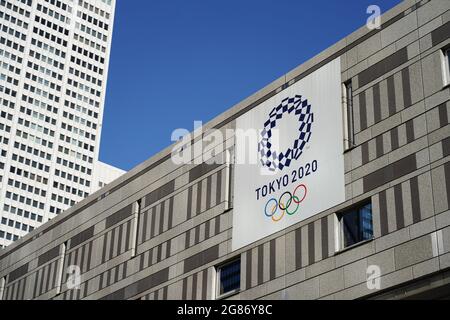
[91,161,125,193]
[0,0,450,300]
[0,0,122,248]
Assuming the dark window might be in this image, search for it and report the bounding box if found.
[216,259,241,298]
[339,202,373,249]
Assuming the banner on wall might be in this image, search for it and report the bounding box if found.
[232,58,345,251]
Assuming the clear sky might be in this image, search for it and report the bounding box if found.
[100,0,402,171]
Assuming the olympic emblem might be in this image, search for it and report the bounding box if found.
[264,184,308,222]
[258,95,314,172]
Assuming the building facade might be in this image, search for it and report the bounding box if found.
[0,0,122,248]
[0,0,450,300]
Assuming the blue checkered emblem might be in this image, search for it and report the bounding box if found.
[258,95,314,172]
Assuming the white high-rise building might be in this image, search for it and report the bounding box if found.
[0,0,123,248]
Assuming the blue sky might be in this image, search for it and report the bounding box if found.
[100,0,402,171]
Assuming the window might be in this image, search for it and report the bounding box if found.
[56,242,66,295]
[0,276,5,300]
[216,259,241,299]
[338,202,373,250]
[442,48,450,87]
[343,80,355,150]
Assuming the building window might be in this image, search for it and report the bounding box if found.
[216,259,241,299]
[338,202,373,250]
[0,276,5,300]
[442,48,450,87]
[343,80,355,150]
[56,242,67,295]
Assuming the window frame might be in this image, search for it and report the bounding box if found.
[342,80,355,151]
[215,258,241,300]
[336,200,374,253]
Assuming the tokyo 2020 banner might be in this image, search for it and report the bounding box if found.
[232,58,345,251]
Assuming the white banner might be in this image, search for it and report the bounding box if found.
[232,58,345,251]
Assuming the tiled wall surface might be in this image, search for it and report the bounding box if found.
[0,0,449,300]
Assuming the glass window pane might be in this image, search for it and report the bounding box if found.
[341,202,373,249]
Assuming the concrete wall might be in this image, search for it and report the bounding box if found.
[0,0,449,300]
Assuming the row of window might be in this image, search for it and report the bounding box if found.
[0,47,23,64]
[16,129,54,149]
[20,104,58,132]
[0,36,25,54]
[20,106,57,126]
[0,84,17,98]
[74,33,107,54]
[12,153,50,173]
[23,83,60,103]
[5,191,45,210]
[215,202,374,299]
[78,0,111,20]
[51,193,76,207]
[72,44,105,65]
[29,49,65,70]
[63,111,97,130]
[35,15,70,37]
[0,136,9,146]
[58,145,93,164]
[69,65,103,87]
[22,94,59,114]
[13,142,52,161]
[1,219,32,233]
[54,168,91,187]
[0,60,21,75]
[27,61,63,81]
[0,230,19,242]
[18,117,55,138]
[70,55,104,76]
[3,205,42,224]
[64,100,99,121]
[66,88,100,108]
[33,26,68,47]
[44,0,72,13]
[1,110,13,121]
[49,206,63,215]
[8,178,47,198]
[0,73,19,86]
[61,122,96,141]
[75,22,107,43]
[57,155,92,175]
[36,2,70,24]
[77,10,109,31]
[53,181,88,198]
[59,133,94,152]
[25,72,61,93]
[0,123,11,133]
[0,97,14,109]
[68,77,101,98]
[0,23,27,41]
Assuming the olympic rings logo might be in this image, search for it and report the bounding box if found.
[264,184,308,222]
